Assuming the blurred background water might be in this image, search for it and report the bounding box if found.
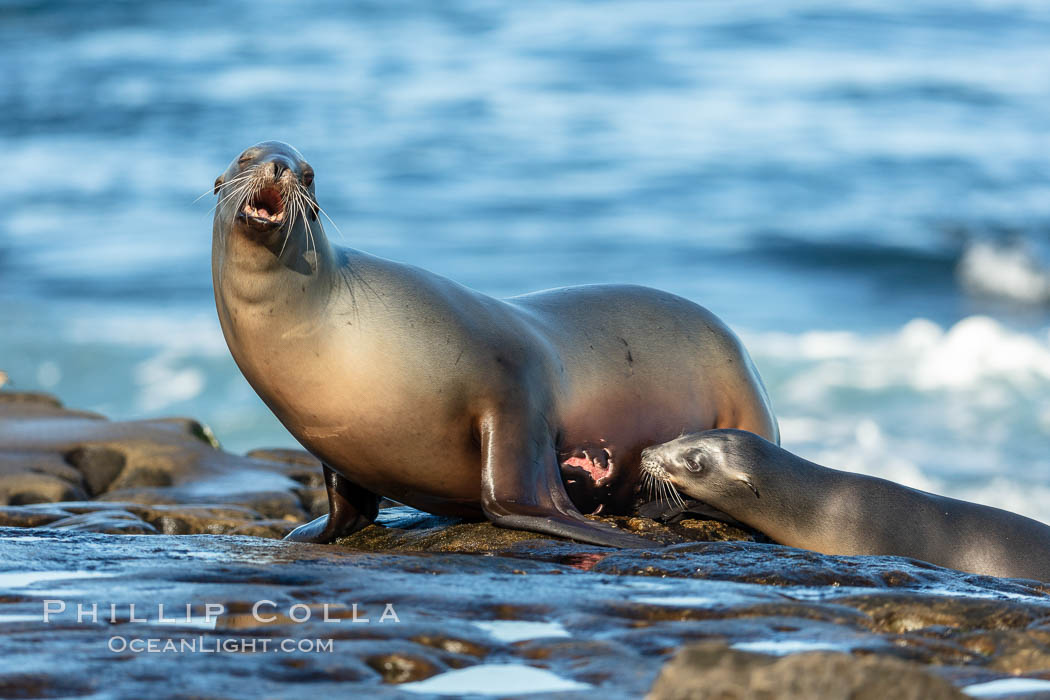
[2,0,1049,520]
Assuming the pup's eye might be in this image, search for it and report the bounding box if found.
[302,166,314,186]
[684,451,704,472]
[238,151,256,165]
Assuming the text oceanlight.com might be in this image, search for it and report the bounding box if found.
[108,637,335,654]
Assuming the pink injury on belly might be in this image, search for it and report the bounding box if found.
[562,455,612,482]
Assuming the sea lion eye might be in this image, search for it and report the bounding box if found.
[238,150,257,166]
[684,450,704,472]
[301,165,314,186]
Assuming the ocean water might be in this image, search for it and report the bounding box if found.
[2,0,1049,521]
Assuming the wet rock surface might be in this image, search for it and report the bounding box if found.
[647,641,969,699]
[1,391,1049,698]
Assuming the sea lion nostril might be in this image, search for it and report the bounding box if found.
[273,161,286,179]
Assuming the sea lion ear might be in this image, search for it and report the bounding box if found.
[213,175,224,196]
[737,475,759,498]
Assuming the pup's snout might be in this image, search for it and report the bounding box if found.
[640,452,668,479]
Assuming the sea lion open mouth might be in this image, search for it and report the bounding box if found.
[239,185,286,228]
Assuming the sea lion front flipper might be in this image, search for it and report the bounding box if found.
[477,409,652,549]
[285,464,379,544]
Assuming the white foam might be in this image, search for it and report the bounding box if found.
[753,316,1050,395]
[633,596,718,607]
[472,620,570,643]
[143,614,218,630]
[744,316,1050,522]
[732,640,847,655]
[181,471,299,496]
[66,314,227,354]
[0,571,116,589]
[0,614,42,623]
[133,351,207,413]
[958,242,1050,304]
[36,361,61,389]
[63,314,226,413]
[7,139,200,200]
[400,664,591,695]
[621,579,673,591]
[964,677,1050,697]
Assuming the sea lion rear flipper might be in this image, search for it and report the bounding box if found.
[285,464,378,544]
[478,408,652,549]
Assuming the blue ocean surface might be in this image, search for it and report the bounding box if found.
[2,0,1049,520]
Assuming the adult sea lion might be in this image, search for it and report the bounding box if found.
[211,141,778,547]
[641,429,1050,581]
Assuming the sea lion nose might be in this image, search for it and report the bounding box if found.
[266,155,295,181]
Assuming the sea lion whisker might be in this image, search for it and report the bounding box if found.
[296,190,314,269]
[298,188,310,230]
[306,206,319,272]
[278,189,301,261]
[198,172,255,203]
[207,178,255,217]
[664,472,685,509]
[672,482,686,508]
[315,202,345,241]
[229,175,261,212]
[213,171,255,192]
[295,190,318,273]
[302,196,314,266]
[276,219,293,260]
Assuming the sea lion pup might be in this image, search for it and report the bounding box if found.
[641,429,1050,581]
[211,141,779,548]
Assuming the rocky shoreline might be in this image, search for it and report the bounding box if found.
[1,391,1049,698]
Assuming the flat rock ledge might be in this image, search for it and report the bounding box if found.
[1,391,1049,699]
